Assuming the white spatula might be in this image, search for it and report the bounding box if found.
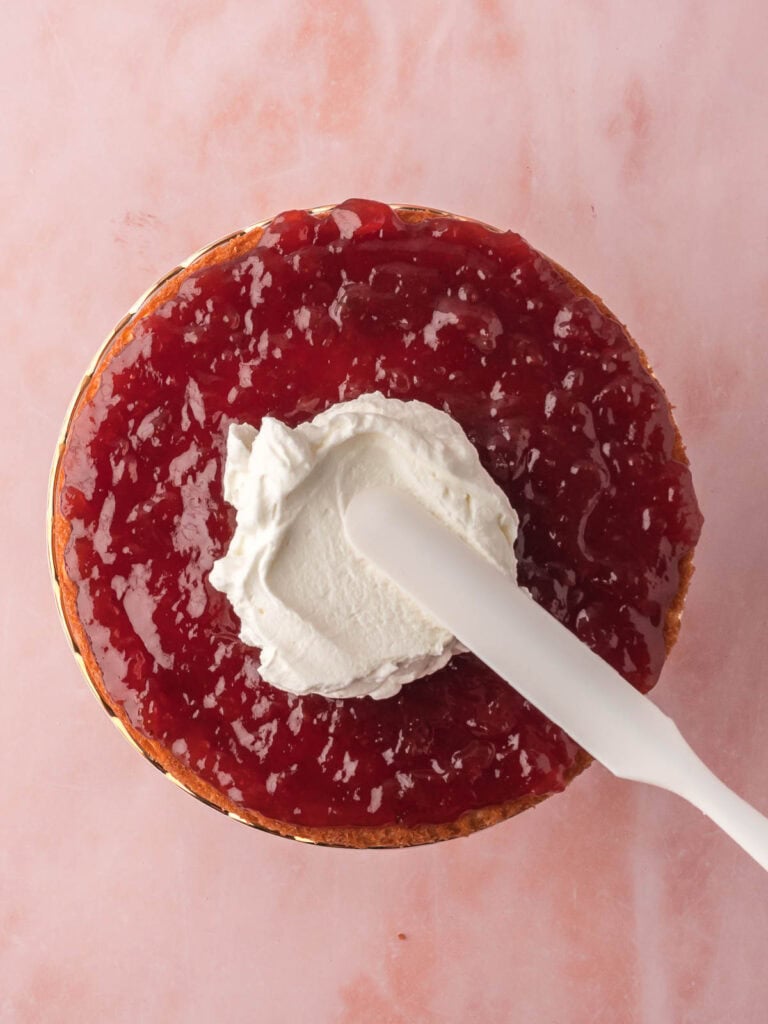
[345,487,768,871]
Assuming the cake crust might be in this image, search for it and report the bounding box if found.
[50,206,695,848]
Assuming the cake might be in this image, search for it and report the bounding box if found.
[49,200,703,847]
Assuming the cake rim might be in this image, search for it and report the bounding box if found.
[48,202,696,848]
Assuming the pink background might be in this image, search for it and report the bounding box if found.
[3,2,768,1021]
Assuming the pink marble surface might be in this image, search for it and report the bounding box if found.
[2,1,768,1021]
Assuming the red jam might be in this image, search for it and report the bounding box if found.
[59,200,702,828]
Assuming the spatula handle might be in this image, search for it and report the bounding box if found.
[665,735,768,872]
[345,487,768,873]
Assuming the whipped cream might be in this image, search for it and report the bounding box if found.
[210,393,518,699]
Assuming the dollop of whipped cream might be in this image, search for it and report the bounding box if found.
[210,393,518,699]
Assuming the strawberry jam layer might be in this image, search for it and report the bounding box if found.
[59,200,702,830]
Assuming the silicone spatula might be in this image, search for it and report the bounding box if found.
[345,487,768,871]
